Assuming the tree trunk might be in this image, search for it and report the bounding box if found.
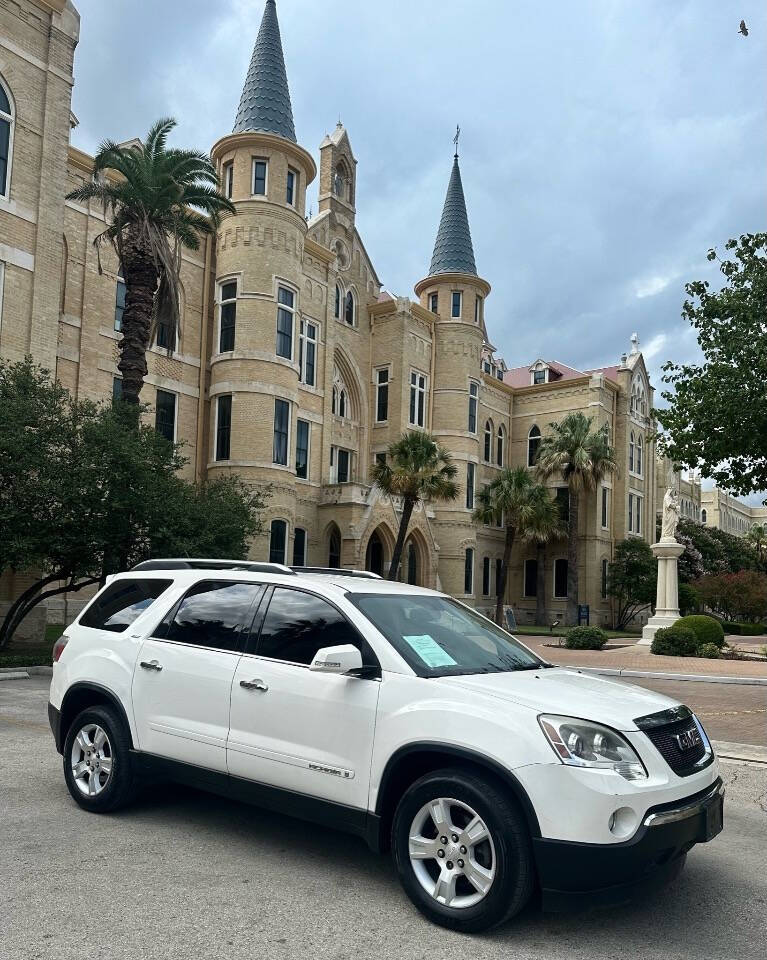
[567,490,579,626]
[535,542,546,626]
[388,498,415,581]
[0,576,100,650]
[495,524,516,625]
[0,574,58,650]
[118,227,159,406]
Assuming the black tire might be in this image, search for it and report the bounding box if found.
[392,768,534,933]
[62,705,137,813]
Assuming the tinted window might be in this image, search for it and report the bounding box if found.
[256,587,364,666]
[80,579,172,633]
[156,580,264,652]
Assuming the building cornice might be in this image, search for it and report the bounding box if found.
[304,236,335,265]
[211,131,317,185]
[30,0,67,14]
[414,271,491,298]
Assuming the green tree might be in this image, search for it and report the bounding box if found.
[473,468,561,625]
[65,118,235,406]
[524,486,565,628]
[746,524,767,562]
[535,413,617,625]
[607,539,657,630]
[657,234,767,496]
[372,431,459,581]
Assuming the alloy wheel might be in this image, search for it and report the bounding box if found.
[70,723,113,797]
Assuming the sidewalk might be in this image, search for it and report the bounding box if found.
[519,635,767,682]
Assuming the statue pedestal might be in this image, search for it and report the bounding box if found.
[638,539,685,645]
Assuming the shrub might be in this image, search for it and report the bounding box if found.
[675,615,726,649]
[697,642,721,659]
[678,582,700,616]
[722,621,741,634]
[565,626,609,650]
[738,622,766,636]
[651,626,698,657]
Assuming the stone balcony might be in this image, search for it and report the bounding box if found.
[319,482,372,506]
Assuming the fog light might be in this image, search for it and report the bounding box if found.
[608,807,638,838]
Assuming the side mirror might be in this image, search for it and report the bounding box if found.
[310,644,363,676]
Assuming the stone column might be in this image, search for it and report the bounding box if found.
[639,540,685,644]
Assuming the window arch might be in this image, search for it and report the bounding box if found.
[0,75,14,199]
[328,524,341,569]
[334,159,352,203]
[636,434,643,476]
[497,424,505,467]
[269,519,288,565]
[344,289,355,326]
[629,431,635,473]
[338,388,347,419]
[483,420,493,463]
[334,282,342,319]
[527,425,541,467]
[701,509,707,524]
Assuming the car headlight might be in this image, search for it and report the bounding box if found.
[538,714,648,780]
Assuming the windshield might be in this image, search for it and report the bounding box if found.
[350,593,546,677]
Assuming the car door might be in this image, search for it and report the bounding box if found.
[228,585,381,810]
[131,579,265,773]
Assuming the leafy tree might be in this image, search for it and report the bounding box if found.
[535,413,617,625]
[607,539,657,630]
[65,118,235,406]
[372,431,458,581]
[673,517,762,582]
[657,234,767,496]
[524,487,564,628]
[746,524,767,562]
[0,359,266,648]
[694,571,767,622]
[473,469,562,625]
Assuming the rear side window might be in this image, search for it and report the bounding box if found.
[79,579,173,634]
[255,587,368,666]
[154,580,264,653]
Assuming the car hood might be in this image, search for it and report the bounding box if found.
[437,667,680,731]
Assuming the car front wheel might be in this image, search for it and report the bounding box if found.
[62,705,136,812]
[392,768,534,932]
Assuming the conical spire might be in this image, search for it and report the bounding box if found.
[233,0,296,142]
[428,154,477,276]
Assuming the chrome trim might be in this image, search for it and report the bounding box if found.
[643,781,724,828]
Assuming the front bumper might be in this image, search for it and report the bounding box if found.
[534,778,724,910]
[48,701,63,754]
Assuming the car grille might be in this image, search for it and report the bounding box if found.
[634,707,710,777]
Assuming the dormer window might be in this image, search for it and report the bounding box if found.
[533,369,546,384]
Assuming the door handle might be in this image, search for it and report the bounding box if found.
[140,660,163,672]
[240,679,268,692]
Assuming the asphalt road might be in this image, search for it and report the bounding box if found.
[2,677,766,960]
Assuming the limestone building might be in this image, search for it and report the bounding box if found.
[1,0,659,629]
[700,488,767,537]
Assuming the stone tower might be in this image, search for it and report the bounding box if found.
[208,0,316,546]
[415,150,491,597]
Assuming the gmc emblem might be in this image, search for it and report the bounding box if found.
[676,727,702,751]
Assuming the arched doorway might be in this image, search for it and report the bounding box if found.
[365,530,385,577]
[327,524,341,569]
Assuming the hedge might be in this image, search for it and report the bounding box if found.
[674,615,725,649]
[721,621,766,636]
[565,626,609,650]
[651,626,698,657]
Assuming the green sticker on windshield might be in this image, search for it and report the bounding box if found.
[403,634,457,669]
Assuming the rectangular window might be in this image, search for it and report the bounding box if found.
[269,519,287,565]
[429,292,438,313]
[252,158,267,195]
[155,580,264,652]
[635,495,642,535]
[0,116,9,197]
[114,279,126,331]
[451,290,462,318]
[468,381,478,434]
[601,558,609,599]
[466,461,475,510]
[293,527,306,567]
[155,317,176,352]
[628,493,634,533]
[276,286,294,359]
[464,548,474,595]
[409,371,427,427]
[483,361,491,374]
[474,295,482,324]
[482,556,491,597]
[554,558,568,599]
[155,389,176,443]
[273,398,290,466]
[533,369,546,385]
[376,368,389,422]
[556,487,570,525]
[336,447,350,483]
[80,579,173,634]
[112,377,122,403]
[295,418,309,479]
[223,160,234,199]
[298,319,316,386]
[601,487,609,528]
[495,558,503,598]
[219,281,237,352]
[215,395,232,461]
[524,558,538,598]
[375,451,386,467]
[286,168,297,206]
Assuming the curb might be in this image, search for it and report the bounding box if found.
[0,665,51,678]
[576,667,767,686]
[0,670,30,681]
[713,741,767,765]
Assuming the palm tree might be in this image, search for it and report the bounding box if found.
[535,413,617,625]
[65,118,235,407]
[746,524,767,562]
[473,467,556,625]
[522,485,565,627]
[372,431,459,581]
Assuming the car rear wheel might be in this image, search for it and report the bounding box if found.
[63,705,136,812]
[392,768,534,932]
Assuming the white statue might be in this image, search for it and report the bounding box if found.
[661,485,680,541]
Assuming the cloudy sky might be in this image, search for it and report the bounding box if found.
[71,0,764,397]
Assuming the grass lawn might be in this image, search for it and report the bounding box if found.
[0,623,63,669]
[510,624,642,641]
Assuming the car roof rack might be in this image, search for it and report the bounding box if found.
[132,559,296,575]
[291,566,382,579]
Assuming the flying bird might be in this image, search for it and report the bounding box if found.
[739,20,749,37]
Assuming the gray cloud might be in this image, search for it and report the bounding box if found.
[72,0,766,381]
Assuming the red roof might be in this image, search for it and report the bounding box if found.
[504,360,623,388]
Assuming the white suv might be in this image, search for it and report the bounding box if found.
[49,561,724,932]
